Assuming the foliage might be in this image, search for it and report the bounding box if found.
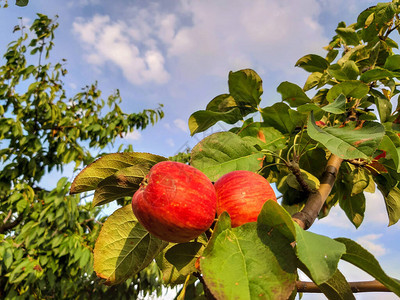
[0,14,164,299]
[72,1,400,299]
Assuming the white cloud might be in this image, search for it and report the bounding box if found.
[166,0,328,78]
[124,131,142,141]
[364,191,389,225]
[72,0,330,86]
[72,14,170,85]
[356,234,386,257]
[173,118,188,133]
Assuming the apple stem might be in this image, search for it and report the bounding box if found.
[292,154,343,230]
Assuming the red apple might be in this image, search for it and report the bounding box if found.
[132,161,216,243]
[214,170,277,227]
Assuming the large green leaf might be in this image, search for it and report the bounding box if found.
[237,122,287,151]
[228,69,263,109]
[384,55,400,71]
[335,238,400,296]
[335,27,360,46]
[295,54,330,73]
[321,94,346,114]
[326,80,369,102]
[307,113,385,160]
[360,68,394,83]
[190,132,264,181]
[93,205,168,285]
[70,153,166,194]
[92,166,150,207]
[261,103,307,134]
[200,213,297,299]
[277,81,311,107]
[295,224,346,285]
[373,92,392,123]
[257,200,296,243]
[339,192,365,228]
[328,62,359,81]
[188,108,242,136]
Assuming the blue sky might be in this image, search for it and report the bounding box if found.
[1,1,399,299]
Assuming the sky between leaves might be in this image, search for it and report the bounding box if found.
[1,1,399,299]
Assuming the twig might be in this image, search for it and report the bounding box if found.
[292,154,343,230]
[193,272,217,300]
[0,213,24,234]
[286,161,314,194]
[296,280,391,293]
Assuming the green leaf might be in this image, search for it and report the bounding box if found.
[70,152,166,194]
[326,80,369,102]
[360,68,394,83]
[303,72,323,91]
[190,132,264,181]
[298,263,355,300]
[295,223,346,285]
[261,102,306,134]
[335,238,400,296]
[277,81,311,107]
[379,135,400,172]
[321,94,346,114]
[16,0,29,7]
[339,192,365,228]
[206,94,238,112]
[335,27,360,46]
[156,245,190,285]
[228,69,263,109]
[384,187,400,226]
[93,165,151,207]
[286,169,320,191]
[237,123,287,152]
[165,242,203,271]
[188,108,242,136]
[295,54,330,73]
[307,113,385,160]
[384,55,400,71]
[93,205,168,285]
[257,200,296,243]
[200,213,297,299]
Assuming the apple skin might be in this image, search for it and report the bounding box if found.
[132,161,216,243]
[214,170,276,227]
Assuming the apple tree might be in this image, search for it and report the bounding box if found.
[71,1,400,299]
[0,14,165,299]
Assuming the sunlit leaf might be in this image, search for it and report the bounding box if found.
[295,54,330,73]
[228,69,263,109]
[326,80,369,102]
[277,81,311,107]
[321,94,346,114]
[261,102,307,134]
[295,224,346,285]
[188,108,242,136]
[307,112,385,160]
[190,132,264,181]
[200,213,297,299]
[93,205,168,285]
[70,152,166,194]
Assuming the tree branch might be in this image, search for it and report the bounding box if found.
[292,154,343,230]
[0,213,23,234]
[193,272,217,300]
[296,280,391,293]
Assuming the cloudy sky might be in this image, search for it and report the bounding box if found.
[1,1,399,299]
